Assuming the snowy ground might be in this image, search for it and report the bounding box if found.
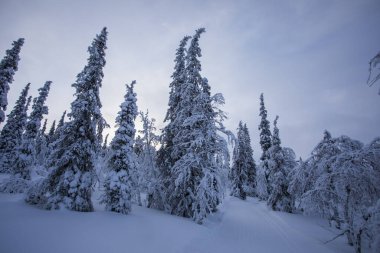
[0,193,353,253]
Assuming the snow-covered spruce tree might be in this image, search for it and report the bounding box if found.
[153,35,191,211]
[266,116,293,212]
[230,122,249,200]
[258,93,272,160]
[44,111,66,171]
[0,38,24,125]
[35,119,48,167]
[136,110,159,207]
[47,120,56,143]
[230,122,256,199]
[11,81,51,181]
[56,110,66,129]
[100,81,138,214]
[0,83,30,173]
[242,123,257,197]
[27,28,108,211]
[169,28,228,223]
[256,93,272,200]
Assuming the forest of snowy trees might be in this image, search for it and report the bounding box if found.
[0,28,379,253]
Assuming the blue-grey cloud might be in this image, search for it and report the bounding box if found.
[0,0,379,160]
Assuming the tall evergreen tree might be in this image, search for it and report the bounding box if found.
[230,122,257,200]
[28,28,108,211]
[44,112,66,170]
[57,110,66,129]
[0,83,30,172]
[256,93,272,200]
[258,93,272,160]
[101,81,138,214]
[266,116,293,212]
[42,119,48,134]
[0,38,24,124]
[153,35,191,211]
[243,123,257,196]
[168,28,227,223]
[230,122,249,200]
[12,80,51,180]
[47,120,56,143]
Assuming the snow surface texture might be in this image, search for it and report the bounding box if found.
[0,193,353,253]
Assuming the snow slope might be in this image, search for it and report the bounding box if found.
[0,193,353,253]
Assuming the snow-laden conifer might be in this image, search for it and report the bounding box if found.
[256,93,272,200]
[266,116,294,212]
[101,81,138,214]
[57,110,66,129]
[0,38,24,124]
[242,124,257,196]
[27,28,108,211]
[47,120,55,142]
[11,81,51,181]
[169,28,228,223]
[44,112,66,170]
[0,83,30,173]
[258,93,272,160]
[230,122,256,199]
[153,35,191,211]
[230,122,249,200]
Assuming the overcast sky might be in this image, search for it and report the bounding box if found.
[1,0,379,159]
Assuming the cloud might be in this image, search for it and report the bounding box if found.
[0,0,379,160]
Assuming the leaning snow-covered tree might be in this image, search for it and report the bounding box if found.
[325,137,380,252]
[0,83,31,173]
[153,35,191,211]
[1,81,50,193]
[168,28,229,223]
[46,120,56,145]
[2,81,51,194]
[288,157,307,204]
[293,131,380,253]
[101,81,138,215]
[25,27,108,211]
[299,131,363,229]
[11,81,51,181]
[0,38,24,125]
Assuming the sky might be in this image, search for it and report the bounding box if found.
[0,0,379,160]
